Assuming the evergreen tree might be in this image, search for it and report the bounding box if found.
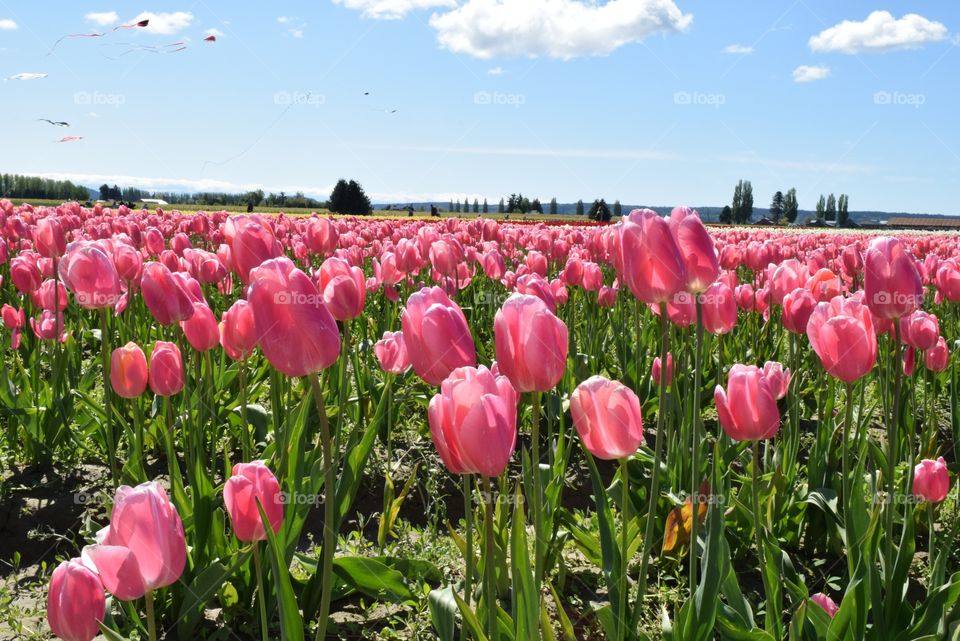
[530,198,543,213]
[588,199,611,222]
[483,198,489,213]
[328,179,372,215]
[837,194,850,226]
[742,180,754,222]
[549,197,558,215]
[719,205,733,224]
[769,191,785,222]
[473,198,479,213]
[732,181,743,223]
[816,195,826,223]
[825,193,836,222]
[575,199,585,216]
[613,200,622,217]
[784,188,798,224]
[498,198,505,213]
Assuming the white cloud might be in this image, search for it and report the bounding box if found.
[360,143,682,161]
[333,0,455,20]
[277,16,292,24]
[130,11,193,35]
[85,11,119,26]
[205,28,224,38]
[277,16,306,38]
[792,64,830,83]
[487,66,506,75]
[719,151,871,174]
[28,172,334,199]
[429,0,692,60]
[0,18,17,30]
[723,44,753,54]
[809,11,948,54]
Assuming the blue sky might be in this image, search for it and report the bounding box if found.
[1,1,958,213]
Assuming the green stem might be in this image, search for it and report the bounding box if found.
[530,391,543,596]
[751,441,772,635]
[253,542,269,641]
[842,383,855,580]
[144,590,157,641]
[239,364,252,459]
[310,373,336,641]
[482,476,498,641]
[885,323,903,607]
[689,299,704,592]
[100,308,118,485]
[461,474,474,641]
[634,302,670,618]
[618,457,630,641]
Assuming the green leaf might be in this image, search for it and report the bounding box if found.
[454,591,490,641]
[332,556,416,604]
[256,500,305,641]
[429,586,457,641]
[510,484,539,640]
[176,554,249,639]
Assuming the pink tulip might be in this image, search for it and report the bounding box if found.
[428,365,518,477]
[33,279,69,311]
[93,482,186,591]
[810,593,839,618]
[714,364,781,441]
[769,259,806,305]
[247,257,341,377]
[598,285,619,307]
[180,302,220,352]
[47,559,105,641]
[652,353,674,386]
[224,461,285,541]
[401,287,477,386]
[2,304,25,348]
[669,207,719,293]
[81,545,146,601]
[494,293,568,393]
[782,288,817,334]
[570,376,644,460]
[35,217,66,259]
[913,457,950,503]
[225,215,283,284]
[762,361,791,400]
[149,341,184,396]
[114,243,144,284]
[582,262,604,292]
[59,243,123,310]
[317,257,366,321]
[864,236,923,319]
[617,209,687,304]
[374,331,411,374]
[807,296,877,383]
[900,310,940,351]
[141,262,196,326]
[220,299,258,361]
[701,282,737,334]
[10,254,42,293]
[110,342,148,399]
[925,336,949,372]
[305,217,340,257]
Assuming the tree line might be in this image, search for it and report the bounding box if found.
[1,173,90,201]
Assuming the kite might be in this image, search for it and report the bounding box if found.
[38,119,70,127]
[50,19,150,53]
[101,41,187,59]
[6,73,48,81]
[56,136,83,143]
[203,35,217,42]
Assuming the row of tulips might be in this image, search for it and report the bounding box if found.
[0,198,958,640]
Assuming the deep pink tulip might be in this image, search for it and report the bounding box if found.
[181,302,220,352]
[305,217,340,257]
[1,304,25,348]
[317,257,366,321]
[598,285,619,307]
[93,482,186,592]
[701,282,737,334]
[582,262,604,292]
[807,296,877,383]
[33,279,69,311]
[934,263,960,302]
[247,257,341,377]
[864,237,923,319]
[35,217,66,259]
[149,341,184,396]
[810,593,839,618]
[10,254,42,293]
[225,215,283,284]
[669,207,719,293]
[900,310,940,351]
[714,364,781,441]
[428,365,518,477]
[59,243,123,310]
[113,243,143,284]
[782,288,818,334]
[224,461,284,542]
[762,361,791,400]
[913,457,950,503]
[563,258,584,287]
[652,353,674,386]
[770,259,807,305]
[494,293,568,393]
[570,375,644,460]
[925,336,949,372]
[31,309,67,342]
[618,209,687,304]
[47,559,105,641]
[220,299,258,361]
[374,331,411,374]
[141,262,196,326]
[110,342,148,399]
[401,287,476,386]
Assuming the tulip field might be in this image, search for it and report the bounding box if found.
[3,200,960,641]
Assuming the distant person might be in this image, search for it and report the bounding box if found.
[431,204,439,218]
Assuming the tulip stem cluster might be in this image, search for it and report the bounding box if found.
[309,372,337,641]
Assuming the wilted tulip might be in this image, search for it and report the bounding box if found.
[571,376,644,460]
[224,461,284,541]
[428,365,518,477]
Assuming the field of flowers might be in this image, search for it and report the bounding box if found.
[1,199,958,641]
